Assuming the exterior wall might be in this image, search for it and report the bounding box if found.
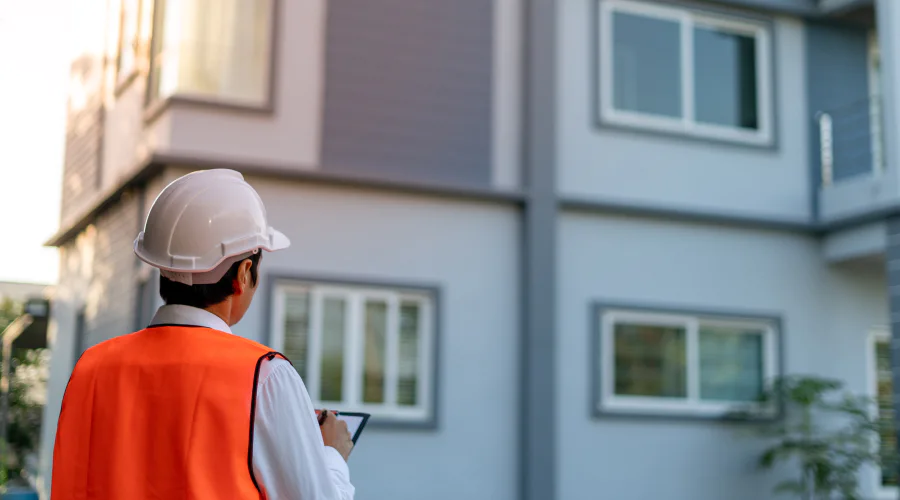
[212,173,521,500]
[162,0,523,191]
[59,0,108,228]
[320,1,493,187]
[556,212,887,500]
[164,0,325,168]
[557,2,811,223]
[37,191,143,496]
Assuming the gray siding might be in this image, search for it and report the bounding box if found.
[38,190,141,493]
[558,212,888,500]
[85,191,142,345]
[806,21,873,185]
[320,0,493,187]
[61,54,105,228]
[886,215,900,489]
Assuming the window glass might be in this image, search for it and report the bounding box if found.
[282,291,310,380]
[693,26,758,130]
[612,12,682,118]
[876,340,898,487]
[149,0,272,105]
[320,297,346,402]
[362,300,387,404]
[698,325,763,402]
[398,302,420,406]
[613,322,687,398]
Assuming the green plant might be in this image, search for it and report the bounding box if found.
[734,375,896,500]
[0,299,47,486]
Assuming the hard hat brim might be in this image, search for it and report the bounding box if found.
[133,226,291,275]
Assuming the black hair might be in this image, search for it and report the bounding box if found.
[159,252,262,309]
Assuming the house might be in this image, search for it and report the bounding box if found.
[37,0,900,499]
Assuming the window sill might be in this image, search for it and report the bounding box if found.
[596,111,777,151]
[595,399,778,422]
[143,94,274,126]
[367,415,438,430]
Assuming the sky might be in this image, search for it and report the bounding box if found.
[0,0,71,285]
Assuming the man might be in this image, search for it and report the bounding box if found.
[52,169,355,499]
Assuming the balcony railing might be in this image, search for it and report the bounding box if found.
[817,94,884,186]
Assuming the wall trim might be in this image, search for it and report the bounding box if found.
[47,149,900,250]
[263,272,442,431]
[45,154,528,247]
[521,0,557,498]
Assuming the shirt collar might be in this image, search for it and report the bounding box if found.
[149,304,232,334]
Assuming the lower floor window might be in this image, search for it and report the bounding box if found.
[871,331,898,492]
[596,306,778,417]
[272,279,436,424]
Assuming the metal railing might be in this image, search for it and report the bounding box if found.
[817,94,884,187]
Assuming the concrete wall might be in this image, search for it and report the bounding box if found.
[558,2,811,223]
[556,211,887,500]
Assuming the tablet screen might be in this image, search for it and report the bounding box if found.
[336,413,369,444]
[317,411,371,445]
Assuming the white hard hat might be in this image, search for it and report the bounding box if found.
[134,169,290,286]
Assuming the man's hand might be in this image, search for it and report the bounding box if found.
[318,410,353,461]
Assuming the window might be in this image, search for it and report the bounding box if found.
[148,0,274,106]
[596,307,778,417]
[869,330,898,498]
[598,0,772,145]
[116,0,142,87]
[272,280,436,424]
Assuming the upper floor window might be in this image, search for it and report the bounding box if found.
[271,279,437,425]
[148,0,274,107]
[116,0,142,88]
[595,306,779,418]
[598,0,773,146]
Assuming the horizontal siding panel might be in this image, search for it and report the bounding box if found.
[321,0,494,187]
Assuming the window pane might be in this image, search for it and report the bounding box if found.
[117,0,140,83]
[319,297,346,402]
[613,322,687,398]
[877,341,898,486]
[398,302,420,406]
[698,325,763,402]
[151,0,272,104]
[362,300,387,404]
[611,12,682,118]
[282,292,310,380]
[693,26,758,130]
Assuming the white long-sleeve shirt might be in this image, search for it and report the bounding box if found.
[150,305,355,499]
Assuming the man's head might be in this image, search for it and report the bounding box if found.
[134,169,290,326]
[159,251,262,325]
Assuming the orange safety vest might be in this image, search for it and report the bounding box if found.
[51,325,286,499]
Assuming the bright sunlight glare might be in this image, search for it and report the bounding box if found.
[0,0,71,285]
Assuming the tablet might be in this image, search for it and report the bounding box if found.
[335,412,370,444]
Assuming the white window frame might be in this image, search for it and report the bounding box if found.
[271,281,435,424]
[867,327,897,500]
[598,308,778,417]
[598,0,773,146]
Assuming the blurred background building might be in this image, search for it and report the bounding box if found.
[33,0,900,499]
